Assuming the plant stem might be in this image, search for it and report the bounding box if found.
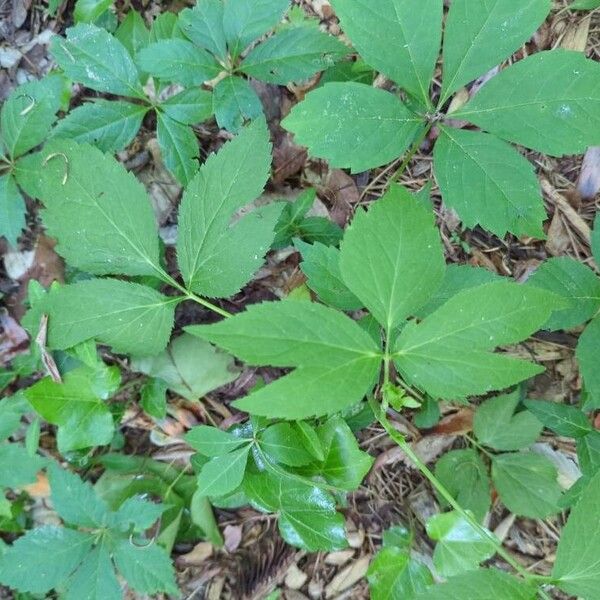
[386,121,434,188]
[464,433,494,460]
[369,396,543,584]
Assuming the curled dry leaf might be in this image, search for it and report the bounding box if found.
[577,146,600,200]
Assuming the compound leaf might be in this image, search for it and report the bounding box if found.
[295,239,362,311]
[394,282,562,400]
[241,26,347,84]
[51,100,147,152]
[0,526,93,594]
[524,399,592,438]
[51,24,144,98]
[64,544,121,600]
[187,300,381,419]
[156,111,198,185]
[48,464,110,528]
[414,569,537,600]
[115,10,149,58]
[528,257,600,330]
[177,118,278,297]
[434,449,491,522]
[260,422,313,467]
[25,367,115,453]
[137,39,221,86]
[440,0,551,103]
[340,185,445,331]
[112,538,178,596]
[331,0,442,106]
[245,471,347,552]
[37,139,161,277]
[213,76,263,133]
[434,127,545,238]
[160,88,213,125]
[110,496,165,533]
[179,0,227,58]
[186,425,249,457]
[283,82,422,173]
[196,445,251,496]
[553,468,600,598]
[491,452,562,518]
[0,444,46,488]
[473,390,542,451]
[454,50,600,156]
[577,316,600,401]
[222,0,289,57]
[73,0,112,23]
[37,279,175,356]
[0,77,63,159]
[0,174,26,246]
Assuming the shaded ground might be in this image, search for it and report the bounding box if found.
[1,0,599,598]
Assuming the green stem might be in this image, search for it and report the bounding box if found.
[464,433,494,460]
[386,121,434,188]
[369,396,543,584]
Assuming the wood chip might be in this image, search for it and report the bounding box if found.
[324,555,370,598]
[179,541,213,566]
[325,549,355,566]
[285,564,308,590]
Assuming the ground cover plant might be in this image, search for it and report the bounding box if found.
[0,0,599,598]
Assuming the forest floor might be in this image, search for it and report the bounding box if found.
[0,0,599,598]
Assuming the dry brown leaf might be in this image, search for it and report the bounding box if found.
[223,524,243,553]
[430,407,474,435]
[0,309,29,365]
[577,146,600,200]
[179,541,213,566]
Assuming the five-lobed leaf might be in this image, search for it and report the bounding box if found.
[440,0,551,104]
[115,10,150,58]
[339,185,445,331]
[331,0,442,106]
[64,544,121,600]
[283,82,422,173]
[156,111,199,185]
[213,75,263,133]
[454,50,600,156]
[434,127,545,238]
[160,88,213,125]
[179,0,227,59]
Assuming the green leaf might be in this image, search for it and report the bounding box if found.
[528,257,600,330]
[177,118,279,297]
[244,471,347,552]
[137,39,221,86]
[149,11,183,43]
[554,468,600,597]
[140,378,167,419]
[74,0,112,23]
[434,449,490,522]
[368,547,433,600]
[112,538,178,596]
[330,0,442,106]
[51,24,144,98]
[37,139,160,276]
[576,429,600,476]
[311,416,373,489]
[156,112,198,185]
[0,78,62,158]
[294,421,325,462]
[0,444,46,488]
[416,265,501,318]
[454,50,600,156]
[491,452,562,518]
[25,368,115,453]
[213,76,263,133]
[64,544,121,600]
[48,464,109,528]
[473,390,542,451]
[223,0,289,57]
[110,496,165,533]
[295,240,362,310]
[51,100,147,152]
[283,82,422,173]
[260,423,313,466]
[340,185,445,330]
[187,300,381,418]
[132,333,239,401]
[593,214,600,265]
[571,0,600,7]
[197,445,251,496]
[577,316,600,401]
[426,511,496,578]
[414,569,537,600]
[0,174,26,246]
[115,10,149,58]
[241,27,346,84]
[37,279,175,356]
[440,0,551,103]
[524,399,592,438]
[273,189,316,247]
[179,0,227,58]
[296,216,343,246]
[160,88,213,125]
[394,282,562,400]
[186,425,249,457]
[434,127,545,238]
[0,526,93,594]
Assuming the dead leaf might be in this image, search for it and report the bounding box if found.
[577,146,600,200]
[273,132,307,184]
[223,524,242,553]
[561,14,591,52]
[320,169,360,226]
[545,211,571,256]
[0,309,29,365]
[179,541,213,566]
[35,314,62,383]
[430,407,474,435]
